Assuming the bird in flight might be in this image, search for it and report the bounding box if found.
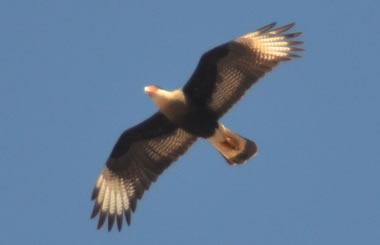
[91,22,303,231]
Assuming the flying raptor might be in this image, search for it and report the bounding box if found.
[91,22,303,231]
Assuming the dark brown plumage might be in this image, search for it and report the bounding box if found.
[91,22,303,231]
[184,23,302,118]
[91,113,197,231]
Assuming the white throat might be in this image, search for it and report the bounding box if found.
[147,87,187,120]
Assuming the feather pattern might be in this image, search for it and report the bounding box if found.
[91,22,303,231]
[184,22,303,117]
[91,112,197,231]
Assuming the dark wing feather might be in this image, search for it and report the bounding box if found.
[91,112,197,231]
[183,22,303,118]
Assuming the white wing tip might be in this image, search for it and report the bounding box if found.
[241,22,304,61]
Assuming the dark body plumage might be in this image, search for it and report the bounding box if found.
[173,104,219,138]
[91,22,303,231]
[180,44,230,137]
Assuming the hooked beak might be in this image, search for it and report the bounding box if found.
[144,85,158,96]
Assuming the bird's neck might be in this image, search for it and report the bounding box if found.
[152,89,187,121]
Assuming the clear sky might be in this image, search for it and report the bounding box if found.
[1,0,379,244]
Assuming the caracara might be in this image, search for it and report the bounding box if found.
[91,22,303,231]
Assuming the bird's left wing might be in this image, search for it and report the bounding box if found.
[183,22,303,118]
[91,112,197,231]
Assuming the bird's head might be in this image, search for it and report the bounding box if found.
[144,85,172,109]
[144,85,161,97]
[144,85,184,111]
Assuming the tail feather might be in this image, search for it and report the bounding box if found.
[209,124,258,165]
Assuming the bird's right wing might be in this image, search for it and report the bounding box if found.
[91,112,197,231]
[183,23,303,118]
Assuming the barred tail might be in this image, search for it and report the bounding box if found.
[208,123,258,165]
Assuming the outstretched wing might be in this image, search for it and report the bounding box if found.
[183,22,303,118]
[91,112,197,231]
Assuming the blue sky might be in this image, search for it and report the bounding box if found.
[1,0,379,244]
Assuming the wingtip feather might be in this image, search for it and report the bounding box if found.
[90,202,101,219]
[125,209,132,226]
[283,32,303,39]
[108,213,115,232]
[116,213,123,231]
[97,211,107,230]
[91,187,99,201]
[239,22,304,62]
[256,22,277,33]
[271,22,296,34]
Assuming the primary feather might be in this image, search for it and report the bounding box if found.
[183,22,303,117]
